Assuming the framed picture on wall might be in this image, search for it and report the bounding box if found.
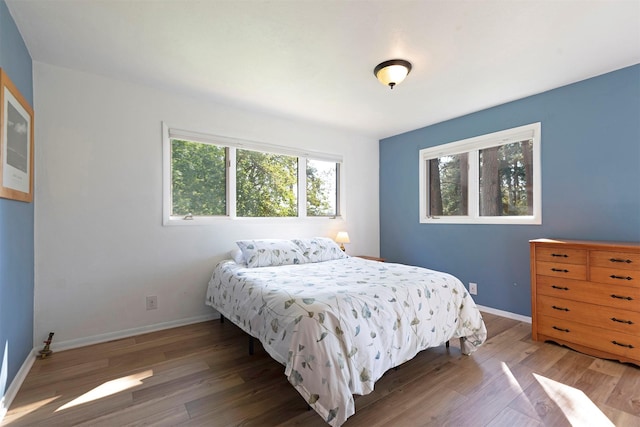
[0,68,34,203]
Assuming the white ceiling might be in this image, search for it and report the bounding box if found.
[7,0,640,139]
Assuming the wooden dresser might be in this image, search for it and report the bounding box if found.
[530,238,640,365]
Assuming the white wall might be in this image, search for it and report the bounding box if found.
[33,62,379,348]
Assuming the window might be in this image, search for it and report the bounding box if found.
[419,123,541,224]
[171,139,226,217]
[162,124,343,224]
[236,149,298,217]
[306,159,338,217]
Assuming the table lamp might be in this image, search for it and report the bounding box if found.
[335,231,350,251]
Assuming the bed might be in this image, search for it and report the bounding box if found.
[205,238,487,426]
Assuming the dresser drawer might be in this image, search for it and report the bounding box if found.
[536,261,587,280]
[538,316,640,362]
[590,266,640,287]
[535,247,587,265]
[537,294,640,335]
[590,251,640,271]
[536,275,639,311]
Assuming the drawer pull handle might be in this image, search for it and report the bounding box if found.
[552,326,570,333]
[551,268,569,273]
[610,294,633,301]
[610,258,632,264]
[609,275,633,281]
[552,306,570,312]
[551,253,568,258]
[552,285,570,291]
[610,317,634,325]
[611,341,634,349]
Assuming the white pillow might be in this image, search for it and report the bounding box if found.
[228,247,245,264]
[292,237,348,263]
[236,239,307,268]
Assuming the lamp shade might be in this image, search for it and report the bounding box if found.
[335,231,350,251]
[374,59,412,89]
[335,231,350,244]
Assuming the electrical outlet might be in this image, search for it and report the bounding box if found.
[469,282,478,295]
[146,296,158,310]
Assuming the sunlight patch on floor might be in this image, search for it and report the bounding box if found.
[55,369,153,412]
[2,395,60,423]
[501,361,524,394]
[533,373,614,426]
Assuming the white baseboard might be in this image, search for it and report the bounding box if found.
[477,305,532,323]
[1,313,219,424]
[1,347,37,424]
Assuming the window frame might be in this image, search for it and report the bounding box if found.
[419,122,541,225]
[162,123,344,225]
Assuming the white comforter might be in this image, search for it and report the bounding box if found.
[206,256,487,426]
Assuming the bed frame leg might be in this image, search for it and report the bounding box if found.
[219,314,255,356]
[459,336,467,354]
[445,340,450,348]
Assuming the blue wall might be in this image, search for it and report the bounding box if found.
[380,65,640,316]
[0,0,33,399]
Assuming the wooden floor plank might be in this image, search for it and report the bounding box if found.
[4,313,640,427]
[74,401,190,427]
[486,406,542,427]
[605,367,640,416]
[573,368,620,404]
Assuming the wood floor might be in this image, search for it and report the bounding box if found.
[3,312,639,426]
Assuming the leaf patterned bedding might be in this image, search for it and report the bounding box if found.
[205,256,487,426]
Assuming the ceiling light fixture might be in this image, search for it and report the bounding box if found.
[374,59,412,89]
